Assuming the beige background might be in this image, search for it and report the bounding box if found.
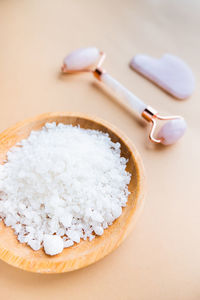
[0,0,199,299]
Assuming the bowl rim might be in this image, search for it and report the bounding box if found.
[0,112,146,273]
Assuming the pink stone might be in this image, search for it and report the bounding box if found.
[157,118,187,145]
[63,47,100,72]
[130,54,195,99]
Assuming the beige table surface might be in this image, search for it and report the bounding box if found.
[0,0,199,299]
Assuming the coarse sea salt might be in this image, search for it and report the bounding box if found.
[0,123,131,255]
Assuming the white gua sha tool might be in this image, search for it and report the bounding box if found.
[62,47,186,145]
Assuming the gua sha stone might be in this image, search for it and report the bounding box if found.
[62,47,100,72]
[130,54,195,99]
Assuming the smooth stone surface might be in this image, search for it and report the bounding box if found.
[157,118,187,145]
[63,47,100,72]
[130,54,195,99]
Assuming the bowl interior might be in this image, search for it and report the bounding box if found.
[0,113,145,273]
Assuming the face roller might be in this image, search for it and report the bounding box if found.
[61,47,186,145]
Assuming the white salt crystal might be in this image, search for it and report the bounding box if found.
[60,214,73,227]
[63,240,74,248]
[67,230,81,243]
[94,226,104,236]
[28,239,41,251]
[91,212,104,222]
[43,235,64,255]
[0,123,131,255]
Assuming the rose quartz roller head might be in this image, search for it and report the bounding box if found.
[61,47,186,145]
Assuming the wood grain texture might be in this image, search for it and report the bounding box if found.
[0,112,145,273]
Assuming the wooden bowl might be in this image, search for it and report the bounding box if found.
[0,112,145,273]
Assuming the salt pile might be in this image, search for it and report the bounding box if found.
[0,123,131,255]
